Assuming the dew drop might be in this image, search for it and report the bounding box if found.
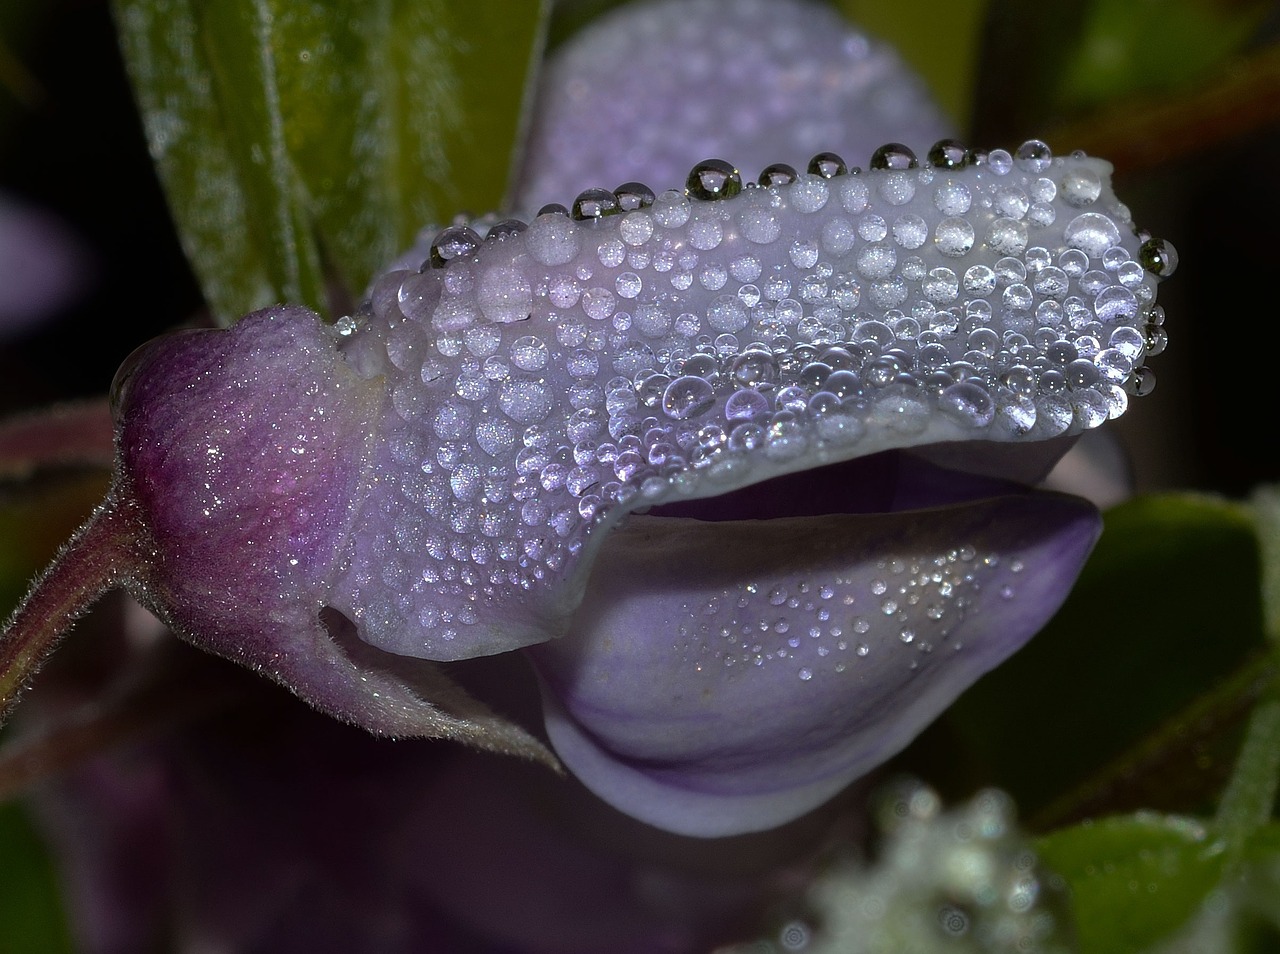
[429,225,482,268]
[1014,139,1052,173]
[807,151,847,178]
[662,375,715,420]
[1139,237,1178,277]
[485,218,527,240]
[614,181,656,211]
[1064,213,1122,259]
[686,159,742,200]
[869,142,918,170]
[758,162,798,187]
[927,139,967,169]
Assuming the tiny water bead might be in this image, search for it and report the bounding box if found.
[758,162,798,187]
[613,181,656,211]
[333,141,1175,655]
[686,159,743,200]
[808,152,848,178]
[571,188,622,221]
[1139,237,1179,277]
[926,138,968,170]
[429,225,482,268]
[485,218,528,241]
[870,142,919,171]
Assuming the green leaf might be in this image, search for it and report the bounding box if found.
[1037,813,1227,954]
[113,0,549,325]
[0,803,74,954]
[931,494,1266,818]
[1053,0,1269,114]
[1250,486,1280,644]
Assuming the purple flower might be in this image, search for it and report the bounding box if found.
[3,0,1176,880]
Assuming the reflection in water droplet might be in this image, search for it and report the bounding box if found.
[686,159,742,200]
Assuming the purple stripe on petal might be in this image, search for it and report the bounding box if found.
[531,492,1100,836]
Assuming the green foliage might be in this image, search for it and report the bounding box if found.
[1053,0,1269,113]
[1036,813,1226,954]
[0,803,74,954]
[937,494,1266,818]
[111,0,549,325]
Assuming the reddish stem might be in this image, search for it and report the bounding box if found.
[0,398,115,478]
[0,498,139,724]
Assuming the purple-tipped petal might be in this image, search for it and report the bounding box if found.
[515,0,952,213]
[530,492,1101,836]
[112,306,552,761]
[337,147,1167,663]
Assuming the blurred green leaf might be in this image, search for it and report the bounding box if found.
[0,803,74,954]
[1251,486,1280,644]
[113,0,549,325]
[974,0,1270,143]
[835,0,987,127]
[1037,813,1226,954]
[1054,0,1269,114]
[933,494,1266,818]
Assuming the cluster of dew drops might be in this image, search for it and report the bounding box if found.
[389,138,1176,515]
[335,138,1176,647]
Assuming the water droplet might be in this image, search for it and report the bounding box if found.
[758,162,798,187]
[934,217,975,257]
[869,142,918,170]
[510,335,549,371]
[686,159,742,200]
[1064,213,1122,259]
[429,225,482,268]
[614,181,656,211]
[939,381,994,428]
[662,375,715,420]
[1139,237,1178,277]
[485,218,527,240]
[927,139,967,169]
[987,149,1013,175]
[807,151,847,178]
[571,188,621,221]
[1014,139,1052,173]
[1124,366,1157,396]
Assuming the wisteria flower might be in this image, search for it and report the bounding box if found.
[2,0,1177,899]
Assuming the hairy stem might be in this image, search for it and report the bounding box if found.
[0,498,138,724]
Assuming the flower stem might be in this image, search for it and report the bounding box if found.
[0,498,137,724]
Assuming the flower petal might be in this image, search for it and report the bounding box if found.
[530,488,1101,836]
[334,147,1167,663]
[516,0,952,212]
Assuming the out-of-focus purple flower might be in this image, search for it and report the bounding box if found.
[515,0,951,214]
[0,191,91,336]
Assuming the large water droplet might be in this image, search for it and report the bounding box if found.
[429,225,482,268]
[927,139,967,169]
[686,159,742,200]
[662,375,716,420]
[758,162,798,187]
[869,142,918,171]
